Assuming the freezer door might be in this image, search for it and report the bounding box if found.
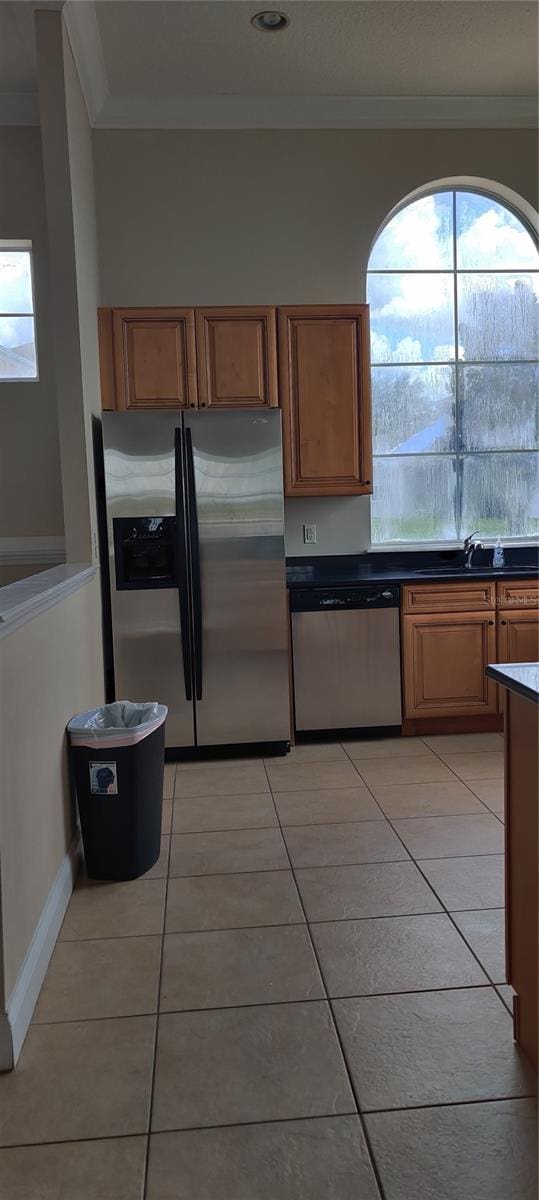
[185,410,290,746]
[102,411,195,748]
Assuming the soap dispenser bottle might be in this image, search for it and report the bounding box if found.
[493,538,505,568]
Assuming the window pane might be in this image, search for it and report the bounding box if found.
[371,455,457,543]
[461,452,539,539]
[368,273,454,363]
[459,364,539,450]
[0,250,33,314]
[369,193,453,270]
[457,272,539,361]
[456,192,539,270]
[0,316,37,378]
[372,365,455,454]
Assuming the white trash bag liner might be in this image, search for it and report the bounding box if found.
[68,701,168,749]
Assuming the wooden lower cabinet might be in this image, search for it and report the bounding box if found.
[402,611,498,720]
[497,609,539,664]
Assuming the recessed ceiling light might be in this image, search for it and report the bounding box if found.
[251,10,289,32]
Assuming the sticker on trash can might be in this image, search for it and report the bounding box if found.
[89,762,118,795]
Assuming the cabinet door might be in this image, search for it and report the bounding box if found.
[112,308,197,410]
[278,305,372,496]
[498,610,539,663]
[403,611,498,719]
[195,307,278,409]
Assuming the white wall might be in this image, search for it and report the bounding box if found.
[93,127,537,555]
[0,576,103,1004]
[0,128,64,539]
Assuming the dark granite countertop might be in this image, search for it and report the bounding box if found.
[486,662,539,704]
[286,547,539,589]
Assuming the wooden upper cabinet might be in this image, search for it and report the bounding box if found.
[112,308,197,411]
[195,307,278,409]
[498,609,539,664]
[278,305,372,496]
[402,611,498,720]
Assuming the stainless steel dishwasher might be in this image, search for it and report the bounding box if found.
[290,584,402,733]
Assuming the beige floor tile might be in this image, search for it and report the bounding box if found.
[441,751,505,780]
[169,828,289,877]
[355,756,455,788]
[162,797,173,834]
[141,836,169,878]
[266,759,362,792]
[422,732,505,756]
[419,854,505,911]
[0,1137,147,1200]
[452,909,506,983]
[173,792,277,834]
[59,878,166,940]
[0,1016,155,1146]
[281,743,350,763]
[273,787,382,827]
[366,1099,538,1200]
[146,1116,380,1200]
[333,988,535,1112]
[466,778,505,814]
[163,763,175,800]
[33,936,161,1023]
[160,925,324,1010]
[497,984,516,1015]
[296,861,442,922]
[152,1002,355,1130]
[344,737,433,760]
[392,813,504,859]
[371,780,486,820]
[165,870,304,933]
[175,761,269,798]
[311,913,487,997]
[284,820,408,869]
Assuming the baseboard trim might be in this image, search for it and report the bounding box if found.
[0,536,66,565]
[1,833,81,1070]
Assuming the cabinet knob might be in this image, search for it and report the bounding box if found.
[201,402,207,408]
[488,620,495,626]
[500,620,507,625]
[190,403,196,408]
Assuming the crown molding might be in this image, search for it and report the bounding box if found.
[0,92,39,126]
[95,92,538,131]
[63,0,109,124]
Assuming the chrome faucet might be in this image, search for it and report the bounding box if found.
[463,530,484,568]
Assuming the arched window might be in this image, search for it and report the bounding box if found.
[366,187,538,545]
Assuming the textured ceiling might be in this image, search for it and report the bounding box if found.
[94,0,538,98]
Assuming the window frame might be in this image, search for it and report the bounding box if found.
[0,239,39,382]
[367,185,539,550]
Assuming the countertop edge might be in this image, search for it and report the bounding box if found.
[0,564,97,640]
[486,663,539,705]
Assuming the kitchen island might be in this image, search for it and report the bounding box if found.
[486,662,539,1073]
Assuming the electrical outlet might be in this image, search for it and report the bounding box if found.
[303,523,317,545]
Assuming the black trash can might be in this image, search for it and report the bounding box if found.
[67,701,168,881]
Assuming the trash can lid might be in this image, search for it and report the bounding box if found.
[67,701,168,746]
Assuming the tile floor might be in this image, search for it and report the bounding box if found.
[0,732,537,1199]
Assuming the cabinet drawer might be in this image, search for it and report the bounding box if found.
[496,579,539,610]
[402,580,495,614]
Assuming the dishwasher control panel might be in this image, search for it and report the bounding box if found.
[290,585,400,612]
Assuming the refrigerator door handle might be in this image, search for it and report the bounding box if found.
[185,426,203,700]
[174,426,193,701]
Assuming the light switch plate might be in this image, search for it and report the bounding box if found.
[303,523,317,545]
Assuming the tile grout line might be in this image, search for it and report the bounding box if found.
[141,824,173,1200]
[261,758,389,1200]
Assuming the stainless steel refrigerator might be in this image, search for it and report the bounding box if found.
[101,410,290,755]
